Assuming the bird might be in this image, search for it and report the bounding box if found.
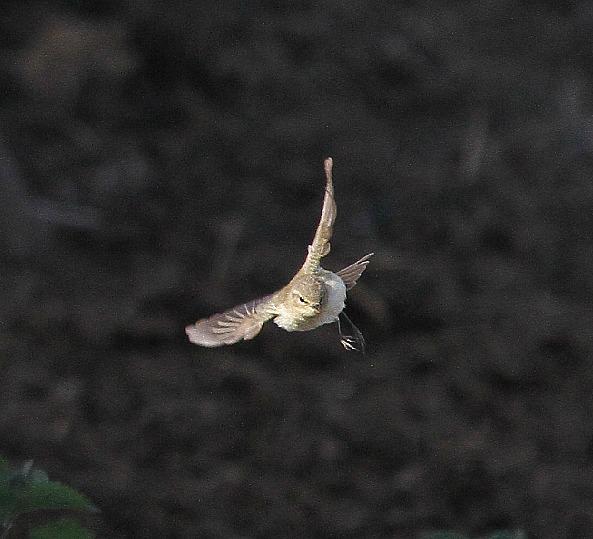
[185,157,373,351]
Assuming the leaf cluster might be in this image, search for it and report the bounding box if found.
[0,457,98,539]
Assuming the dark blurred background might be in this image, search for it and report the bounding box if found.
[1,1,593,537]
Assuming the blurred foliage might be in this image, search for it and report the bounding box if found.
[0,457,97,538]
[29,519,94,539]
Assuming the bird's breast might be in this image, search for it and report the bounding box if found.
[273,271,346,332]
[316,271,347,325]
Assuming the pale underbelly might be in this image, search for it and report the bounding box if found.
[273,271,346,332]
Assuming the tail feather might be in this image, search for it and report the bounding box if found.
[336,253,374,290]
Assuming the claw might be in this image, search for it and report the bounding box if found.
[337,313,366,353]
[340,337,357,351]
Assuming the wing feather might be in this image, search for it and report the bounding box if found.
[336,253,374,290]
[303,157,336,272]
[186,294,277,347]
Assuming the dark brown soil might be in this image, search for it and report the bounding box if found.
[1,2,593,537]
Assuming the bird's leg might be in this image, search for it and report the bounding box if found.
[337,312,366,353]
[337,316,355,350]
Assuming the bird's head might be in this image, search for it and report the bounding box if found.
[289,275,325,318]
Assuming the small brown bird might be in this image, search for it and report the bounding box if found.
[185,158,373,351]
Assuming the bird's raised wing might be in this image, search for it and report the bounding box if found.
[186,294,277,347]
[337,253,374,290]
[302,157,337,273]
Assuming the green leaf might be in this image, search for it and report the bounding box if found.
[0,458,98,534]
[8,460,35,488]
[0,456,15,524]
[0,475,17,524]
[29,469,50,484]
[14,481,96,514]
[29,518,95,539]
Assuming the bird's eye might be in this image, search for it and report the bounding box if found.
[298,296,306,303]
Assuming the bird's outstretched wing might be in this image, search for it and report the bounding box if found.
[186,294,277,347]
[302,157,337,273]
[337,253,374,290]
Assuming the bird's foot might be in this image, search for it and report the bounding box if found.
[340,335,359,351]
[337,312,366,353]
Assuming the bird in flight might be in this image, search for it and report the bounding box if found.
[185,157,373,351]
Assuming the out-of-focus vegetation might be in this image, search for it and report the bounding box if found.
[0,456,98,538]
